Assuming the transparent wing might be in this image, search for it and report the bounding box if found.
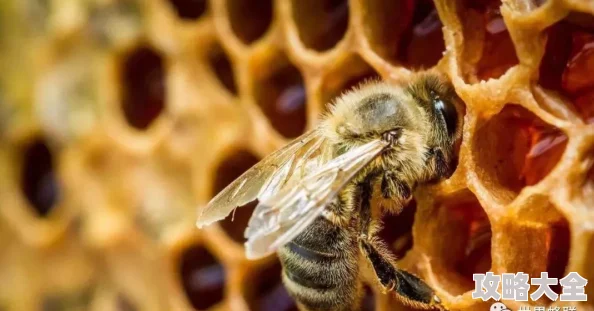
[244,139,389,259]
[196,129,325,228]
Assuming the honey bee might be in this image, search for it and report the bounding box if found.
[196,73,463,311]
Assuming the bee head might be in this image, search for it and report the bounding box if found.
[323,74,462,180]
[405,74,463,178]
[324,82,418,153]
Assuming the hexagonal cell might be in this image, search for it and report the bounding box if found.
[472,105,567,202]
[539,15,594,124]
[167,0,207,20]
[206,43,237,95]
[179,245,225,310]
[254,56,307,138]
[378,200,417,259]
[212,150,260,243]
[120,45,166,130]
[320,56,380,109]
[429,190,492,292]
[227,0,273,44]
[291,0,349,51]
[243,260,298,311]
[20,137,60,217]
[362,0,445,69]
[461,0,518,81]
[413,190,492,295]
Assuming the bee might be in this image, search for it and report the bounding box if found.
[196,73,463,311]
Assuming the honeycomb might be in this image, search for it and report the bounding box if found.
[0,0,593,311]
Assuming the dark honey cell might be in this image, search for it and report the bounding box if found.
[179,245,225,310]
[254,60,307,138]
[362,0,444,69]
[472,105,567,201]
[291,0,349,51]
[539,15,594,123]
[463,0,518,81]
[378,200,417,259]
[545,219,571,295]
[20,138,60,217]
[539,22,574,92]
[244,261,298,311]
[167,0,207,20]
[120,46,166,130]
[207,44,238,95]
[212,150,260,243]
[433,191,492,291]
[227,0,272,44]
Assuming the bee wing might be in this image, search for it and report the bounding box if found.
[244,139,389,259]
[196,129,324,228]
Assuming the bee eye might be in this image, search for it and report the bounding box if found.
[434,98,457,137]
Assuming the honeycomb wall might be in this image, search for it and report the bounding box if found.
[0,0,593,311]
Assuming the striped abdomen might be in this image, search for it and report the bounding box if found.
[277,216,361,311]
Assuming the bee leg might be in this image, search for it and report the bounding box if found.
[359,239,445,310]
[426,147,449,179]
[381,170,411,200]
[357,174,443,309]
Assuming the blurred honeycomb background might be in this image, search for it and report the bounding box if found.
[1,0,593,310]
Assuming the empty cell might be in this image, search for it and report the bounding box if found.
[212,150,260,243]
[227,0,272,44]
[179,245,225,310]
[362,0,445,69]
[167,0,207,20]
[254,58,307,138]
[207,44,237,95]
[120,46,166,130]
[473,105,567,201]
[20,138,60,217]
[463,0,518,81]
[378,200,417,259]
[539,15,594,124]
[291,0,349,51]
[244,261,298,311]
